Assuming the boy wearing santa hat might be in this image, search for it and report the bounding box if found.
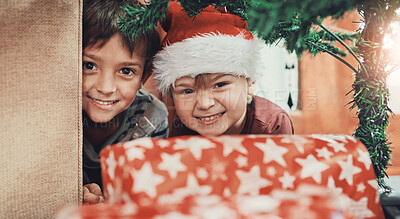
[153,1,294,136]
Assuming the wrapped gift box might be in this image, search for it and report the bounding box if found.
[57,185,354,218]
[57,134,385,218]
[99,135,384,218]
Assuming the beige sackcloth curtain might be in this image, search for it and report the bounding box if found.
[0,0,82,218]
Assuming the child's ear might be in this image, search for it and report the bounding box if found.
[247,80,256,96]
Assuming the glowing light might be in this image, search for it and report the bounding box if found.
[383,21,400,86]
[382,18,400,112]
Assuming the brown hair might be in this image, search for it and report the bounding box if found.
[83,0,160,77]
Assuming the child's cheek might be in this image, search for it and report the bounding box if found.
[82,74,94,92]
[174,97,195,112]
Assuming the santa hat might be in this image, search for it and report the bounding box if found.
[153,1,266,94]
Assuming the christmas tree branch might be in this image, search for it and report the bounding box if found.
[318,23,369,77]
[304,40,358,73]
[118,0,169,41]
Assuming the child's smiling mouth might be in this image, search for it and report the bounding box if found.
[195,112,225,125]
[88,95,119,109]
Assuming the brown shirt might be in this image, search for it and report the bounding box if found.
[169,95,294,137]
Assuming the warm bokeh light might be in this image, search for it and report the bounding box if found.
[383,15,400,112]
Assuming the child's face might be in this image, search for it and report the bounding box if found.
[82,34,144,123]
[171,74,255,136]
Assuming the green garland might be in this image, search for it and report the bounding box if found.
[178,0,251,19]
[247,0,358,39]
[118,0,169,40]
[265,17,355,58]
[118,0,398,191]
[118,0,252,41]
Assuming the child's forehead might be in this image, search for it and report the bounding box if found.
[84,33,146,57]
[175,74,221,84]
[174,74,245,86]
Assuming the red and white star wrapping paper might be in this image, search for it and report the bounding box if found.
[56,134,385,219]
[98,134,384,219]
[57,186,354,218]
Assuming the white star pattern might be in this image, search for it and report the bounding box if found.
[316,147,333,160]
[194,195,221,206]
[212,136,247,156]
[266,167,276,177]
[245,134,258,138]
[236,166,271,195]
[158,153,187,178]
[124,137,153,149]
[223,187,232,197]
[98,135,384,218]
[329,134,357,143]
[236,195,279,213]
[311,134,349,152]
[173,137,215,160]
[154,212,197,219]
[196,167,209,180]
[121,203,137,215]
[311,134,342,144]
[338,155,362,186]
[157,175,213,205]
[192,202,237,219]
[367,179,378,190]
[281,135,311,153]
[174,174,213,197]
[367,179,380,203]
[357,148,372,170]
[235,155,248,168]
[105,184,116,202]
[121,192,133,203]
[357,183,366,193]
[209,158,228,181]
[349,197,375,218]
[118,156,125,166]
[279,171,296,189]
[125,146,145,161]
[295,154,329,183]
[132,162,164,198]
[105,151,117,180]
[157,139,170,148]
[311,134,337,143]
[254,139,288,167]
[327,142,347,153]
[327,176,343,194]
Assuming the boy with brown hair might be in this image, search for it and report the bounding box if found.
[82,0,168,203]
[153,2,293,137]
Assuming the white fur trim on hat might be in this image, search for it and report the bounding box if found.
[153,33,266,94]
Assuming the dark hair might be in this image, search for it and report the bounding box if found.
[83,0,160,77]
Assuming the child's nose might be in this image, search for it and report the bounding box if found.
[95,72,116,95]
[196,91,215,109]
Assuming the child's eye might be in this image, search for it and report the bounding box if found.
[179,89,195,94]
[215,82,228,88]
[119,68,135,76]
[83,62,96,70]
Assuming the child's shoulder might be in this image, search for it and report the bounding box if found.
[252,95,288,113]
[250,95,291,125]
[119,89,168,139]
[132,89,167,113]
[249,95,294,134]
[130,88,168,117]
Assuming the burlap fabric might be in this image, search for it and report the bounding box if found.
[0,1,82,218]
